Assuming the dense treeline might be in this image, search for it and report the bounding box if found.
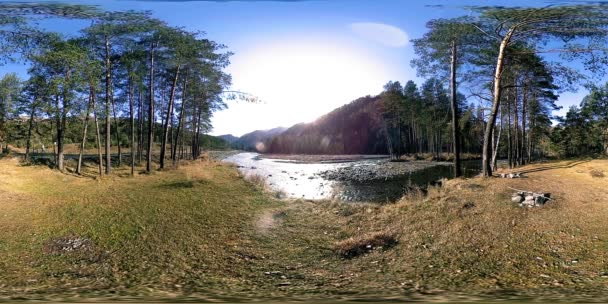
[266,81,489,156]
[552,84,608,157]
[233,127,286,152]
[2,115,232,155]
[0,3,242,176]
[405,5,608,176]
[1,3,608,179]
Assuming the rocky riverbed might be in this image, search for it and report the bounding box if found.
[317,160,453,182]
[222,153,479,202]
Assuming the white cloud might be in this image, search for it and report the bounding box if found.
[349,22,409,48]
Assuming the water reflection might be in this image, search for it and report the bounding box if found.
[223,153,481,202]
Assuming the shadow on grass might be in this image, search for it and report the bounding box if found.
[162,180,196,188]
[518,160,590,174]
[23,155,56,169]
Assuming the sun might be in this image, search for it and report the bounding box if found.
[212,40,392,136]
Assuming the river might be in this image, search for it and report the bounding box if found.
[223,153,481,203]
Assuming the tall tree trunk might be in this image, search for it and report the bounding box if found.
[160,64,180,169]
[514,81,520,167]
[92,89,103,176]
[137,86,143,164]
[25,102,36,162]
[53,93,65,172]
[172,77,187,167]
[450,41,462,177]
[192,101,203,159]
[507,89,513,169]
[492,103,503,172]
[482,29,514,177]
[521,83,527,165]
[146,42,156,173]
[104,34,112,175]
[109,62,121,167]
[112,96,122,167]
[77,91,93,175]
[129,75,135,176]
[528,118,533,163]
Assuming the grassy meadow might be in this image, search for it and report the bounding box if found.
[1,152,608,301]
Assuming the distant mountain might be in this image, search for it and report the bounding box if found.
[234,127,287,152]
[218,134,239,144]
[266,96,389,154]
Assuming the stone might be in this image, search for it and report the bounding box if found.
[522,199,535,207]
[511,195,524,203]
[463,202,475,209]
[535,196,547,205]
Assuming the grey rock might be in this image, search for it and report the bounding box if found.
[511,195,524,203]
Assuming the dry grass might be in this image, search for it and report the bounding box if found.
[2,151,608,301]
[590,169,605,178]
[246,159,608,299]
[0,153,283,300]
[243,172,269,190]
[334,231,397,258]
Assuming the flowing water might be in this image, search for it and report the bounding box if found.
[223,153,481,202]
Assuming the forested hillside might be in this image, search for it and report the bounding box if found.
[235,127,286,151]
[265,80,488,156]
[267,96,387,154]
[218,134,239,144]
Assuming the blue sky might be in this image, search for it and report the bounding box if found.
[4,0,592,136]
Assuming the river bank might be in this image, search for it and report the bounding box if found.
[222,152,475,201]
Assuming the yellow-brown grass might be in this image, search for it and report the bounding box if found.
[334,231,397,258]
[249,159,608,299]
[1,153,608,301]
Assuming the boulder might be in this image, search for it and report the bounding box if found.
[511,195,524,203]
[535,193,551,205]
[522,199,535,207]
[513,191,552,207]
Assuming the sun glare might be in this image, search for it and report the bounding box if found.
[212,41,392,136]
